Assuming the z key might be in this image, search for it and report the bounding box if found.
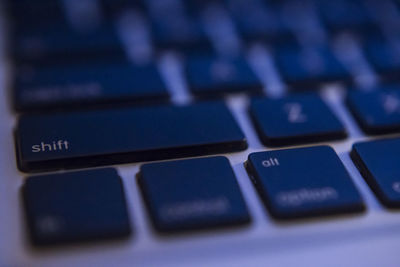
[249,94,347,146]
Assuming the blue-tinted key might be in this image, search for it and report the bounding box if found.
[351,138,400,208]
[275,45,350,90]
[228,0,294,43]
[246,146,365,220]
[14,62,169,111]
[100,0,146,18]
[16,101,247,172]
[316,0,376,34]
[363,36,400,82]
[138,156,250,233]
[147,0,210,51]
[6,0,65,30]
[347,87,400,135]
[23,168,131,246]
[249,94,347,146]
[13,24,125,64]
[186,55,262,97]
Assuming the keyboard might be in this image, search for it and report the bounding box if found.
[2,0,400,266]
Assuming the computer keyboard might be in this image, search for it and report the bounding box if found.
[3,0,400,266]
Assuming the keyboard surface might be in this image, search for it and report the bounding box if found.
[2,0,400,266]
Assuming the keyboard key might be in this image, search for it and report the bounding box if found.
[15,102,247,172]
[186,55,262,97]
[347,87,400,135]
[14,62,169,112]
[315,0,376,34]
[23,168,131,246]
[100,0,146,18]
[152,18,210,52]
[246,146,365,220]
[7,0,65,30]
[138,156,250,233]
[147,0,210,51]
[275,45,350,90]
[228,0,294,43]
[363,36,400,82]
[249,94,347,146]
[13,24,125,64]
[351,138,400,208]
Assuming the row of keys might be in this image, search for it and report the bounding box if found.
[7,0,394,39]
[24,139,400,247]
[12,36,400,111]
[15,92,400,173]
[8,0,400,75]
[13,55,262,112]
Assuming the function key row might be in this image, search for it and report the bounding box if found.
[23,139,400,247]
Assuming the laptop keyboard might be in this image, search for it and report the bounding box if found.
[5,0,400,253]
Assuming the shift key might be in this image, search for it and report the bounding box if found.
[15,102,247,172]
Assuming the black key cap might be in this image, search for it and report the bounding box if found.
[15,102,247,172]
[14,62,169,112]
[347,87,400,135]
[186,55,262,97]
[275,45,350,90]
[249,94,347,146]
[351,138,400,208]
[138,156,250,233]
[23,168,131,246]
[246,146,364,220]
[13,24,125,64]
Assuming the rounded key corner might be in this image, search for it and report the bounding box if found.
[246,151,259,162]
